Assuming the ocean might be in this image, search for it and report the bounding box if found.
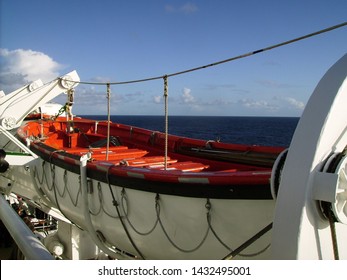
[81,116,299,147]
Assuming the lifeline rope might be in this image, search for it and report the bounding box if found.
[41,154,84,230]
[34,160,81,208]
[120,189,159,236]
[49,151,66,216]
[163,76,169,170]
[32,157,85,231]
[106,83,111,160]
[155,194,210,253]
[206,199,271,258]
[89,182,118,218]
[31,162,56,208]
[106,166,145,259]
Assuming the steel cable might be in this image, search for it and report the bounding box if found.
[61,22,347,86]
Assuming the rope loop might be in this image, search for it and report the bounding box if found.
[205,198,211,212]
[155,193,160,209]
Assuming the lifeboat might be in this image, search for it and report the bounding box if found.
[18,117,283,198]
[14,115,283,259]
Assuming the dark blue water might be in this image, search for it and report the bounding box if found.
[81,115,299,147]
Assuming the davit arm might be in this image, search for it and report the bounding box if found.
[0,70,80,130]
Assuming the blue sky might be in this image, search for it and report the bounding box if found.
[1,0,346,116]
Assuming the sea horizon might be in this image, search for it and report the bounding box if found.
[79,115,299,147]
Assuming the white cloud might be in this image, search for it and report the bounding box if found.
[203,98,233,106]
[165,2,198,14]
[0,48,62,92]
[232,95,307,116]
[153,95,162,104]
[181,87,195,104]
[165,5,175,13]
[69,84,114,114]
[181,2,198,14]
[284,97,305,110]
[238,98,278,111]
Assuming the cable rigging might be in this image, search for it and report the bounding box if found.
[61,22,347,86]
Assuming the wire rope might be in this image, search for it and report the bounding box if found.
[61,22,347,86]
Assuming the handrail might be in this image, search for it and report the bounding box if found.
[0,194,54,260]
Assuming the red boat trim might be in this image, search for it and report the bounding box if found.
[26,141,273,199]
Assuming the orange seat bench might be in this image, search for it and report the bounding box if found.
[120,156,178,167]
[91,149,148,161]
[154,161,209,172]
[66,146,129,155]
